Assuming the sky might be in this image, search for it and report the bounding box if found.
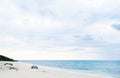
[0,0,120,60]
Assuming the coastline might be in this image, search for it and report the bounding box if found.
[0,61,114,78]
[21,60,120,78]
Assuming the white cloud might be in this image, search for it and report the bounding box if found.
[0,0,120,60]
[0,0,63,32]
[0,49,100,60]
[0,36,22,43]
[83,19,120,43]
[10,13,62,31]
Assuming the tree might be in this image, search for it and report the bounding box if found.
[0,55,17,62]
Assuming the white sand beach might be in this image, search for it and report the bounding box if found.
[0,61,113,78]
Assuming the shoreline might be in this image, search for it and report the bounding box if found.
[0,61,114,78]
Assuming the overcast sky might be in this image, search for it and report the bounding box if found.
[0,0,120,60]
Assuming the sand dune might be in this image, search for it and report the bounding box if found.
[0,61,113,78]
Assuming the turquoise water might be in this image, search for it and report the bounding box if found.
[20,60,120,78]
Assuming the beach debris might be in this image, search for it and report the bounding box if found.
[8,67,18,71]
[4,63,13,66]
[42,70,46,72]
[31,65,38,69]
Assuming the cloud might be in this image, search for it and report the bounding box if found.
[0,0,120,60]
[112,24,120,31]
[10,14,62,31]
[82,19,120,43]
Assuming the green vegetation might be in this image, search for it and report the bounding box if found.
[0,55,17,62]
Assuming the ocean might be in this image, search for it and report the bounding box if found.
[20,60,120,78]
